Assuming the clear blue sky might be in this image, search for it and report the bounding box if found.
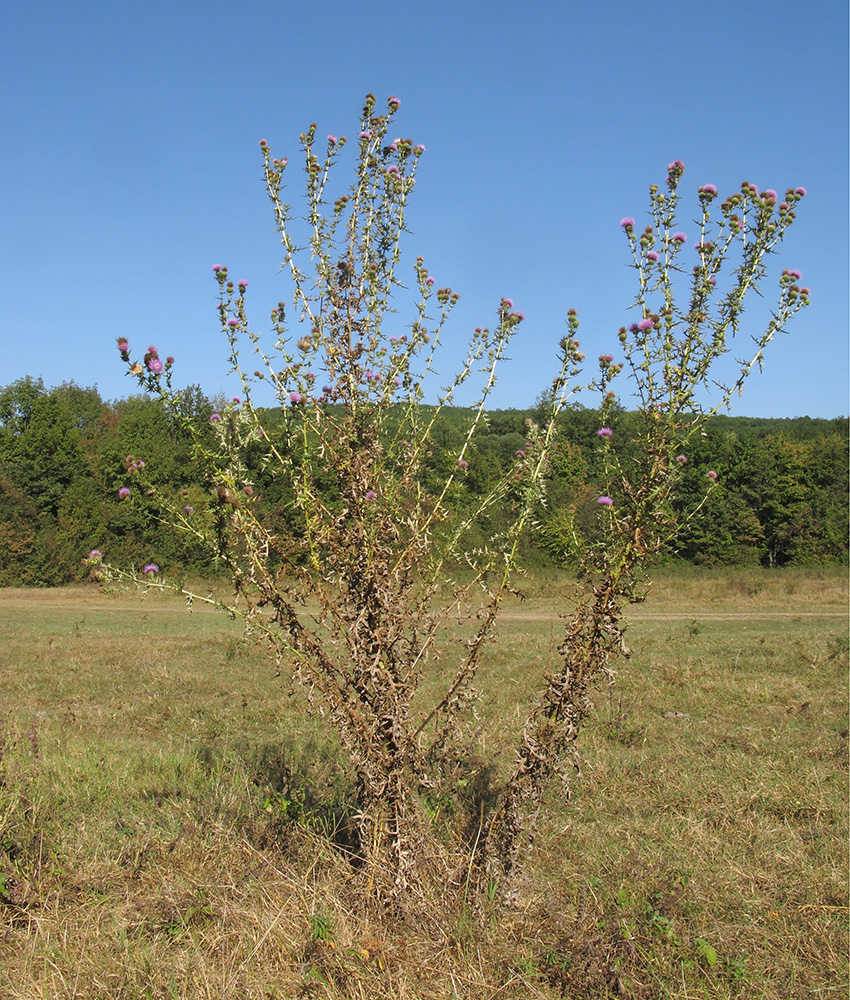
[3,0,847,418]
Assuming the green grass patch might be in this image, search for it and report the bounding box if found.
[0,568,846,998]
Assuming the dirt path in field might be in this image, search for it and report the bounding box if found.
[500,610,847,621]
[0,587,844,623]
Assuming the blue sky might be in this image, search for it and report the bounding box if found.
[3,0,847,418]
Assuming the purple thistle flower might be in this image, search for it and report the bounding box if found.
[388,95,401,108]
[788,269,802,280]
[322,385,333,395]
[289,392,302,404]
[426,277,435,286]
[359,130,372,140]
[116,338,129,352]
[232,396,241,404]
[147,358,164,374]
[415,144,425,153]
[706,470,718,480]
[620,217,635,229]
[365,490,377,500]
[646,250,659,261]
[89,549,103,561]
[227,318,239,328]
[142,563,159,575]
[515,450,525,457]
[764,189,777,200]
[676,454,687,464]
[597,427,613,437]
[394,377,401,387]
[637,318,654,331]
[457,458,469,470]
[212,264,223,271]
[238,280,248,289]
[699,183,718,197]
[118,487,130,499]
[209,413,222,423]
[515,311,525,321]
[672,232,687,244]
[184,505,194,514]
[597,496,614,506]
[667,159,685,174]
[795,187,807,196]
[327,134,337,144]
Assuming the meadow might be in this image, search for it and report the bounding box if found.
[0,567,847,999]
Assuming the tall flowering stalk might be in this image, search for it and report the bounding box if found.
[482,162,809,888]
[104,96,582,898]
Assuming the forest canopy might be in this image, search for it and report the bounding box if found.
[0,376,846,586]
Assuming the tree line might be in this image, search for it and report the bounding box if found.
[0,376,846,586]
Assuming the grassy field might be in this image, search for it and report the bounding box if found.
[0,567,847,999]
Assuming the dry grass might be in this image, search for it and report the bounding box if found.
[0,568,847,998]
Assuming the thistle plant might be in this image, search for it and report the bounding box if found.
[481,162,809,888]
[103,95,581,898]
[99,101,808,908]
